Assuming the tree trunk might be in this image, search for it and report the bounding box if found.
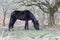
[3,11,6,26]
[48,13,55,26]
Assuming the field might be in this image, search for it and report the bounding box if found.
[0,25,60,40]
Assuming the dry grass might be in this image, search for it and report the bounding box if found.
[0,27,60,40]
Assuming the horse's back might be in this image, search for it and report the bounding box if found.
[11,10,31,15]
[11,10,32,20]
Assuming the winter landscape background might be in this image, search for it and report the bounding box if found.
[0,0,60,40]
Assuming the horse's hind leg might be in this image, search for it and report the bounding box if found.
[9,16,17,31]
[25,20,29,30]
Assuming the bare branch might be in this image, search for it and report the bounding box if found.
[38,5,49,13]
[45,0,50,5]
[25,3,38,6]
[41,2,50,8]
[53,1,60,13]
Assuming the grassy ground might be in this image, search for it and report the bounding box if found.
[0,27,60,40]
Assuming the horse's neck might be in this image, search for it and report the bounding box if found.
[30,13,37,24]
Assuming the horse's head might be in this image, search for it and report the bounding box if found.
[34,20,39,30]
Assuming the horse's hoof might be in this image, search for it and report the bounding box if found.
[36,29,39,30]
[8,28,10,31]
[25,29,29,30]
[8,29,10,31]
[12,29,14,31]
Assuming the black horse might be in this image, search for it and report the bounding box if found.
[9,10,39,31]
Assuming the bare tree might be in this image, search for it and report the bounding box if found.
[0,0,22,26]
[0,0,8,26]
[40,0,60,26]
[19,0,60,26]
[2,7,7,26]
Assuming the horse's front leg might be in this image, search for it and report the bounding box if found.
[9,16,17,31]
[25,20,29,30]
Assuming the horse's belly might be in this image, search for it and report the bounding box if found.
[17,16,30,21]
[18,18,26,20]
